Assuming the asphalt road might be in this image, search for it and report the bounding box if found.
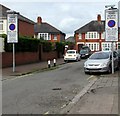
[2,59,96,114]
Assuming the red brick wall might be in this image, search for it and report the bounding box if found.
[41,51,58,61]
[48,34,60,42]
[2,52,12,67]
[2,51,59,68]
[75,33,102,51]
[19,20,34,37]
[2,52,39,68]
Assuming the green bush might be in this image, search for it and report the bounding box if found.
[55,41,75,54]
[41,41,53,52]
[2,35,40,52]
[1,34,75,53]
[0,34,7,38]
[56,42,64,53]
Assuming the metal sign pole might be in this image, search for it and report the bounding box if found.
[105,5,118,74]
[111,42,114,74]
[13,43,15,72]
[7,10,19,73]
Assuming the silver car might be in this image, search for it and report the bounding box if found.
[84,51,118,74]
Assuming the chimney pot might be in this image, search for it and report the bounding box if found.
[97,14,101,22]
[37,17,42,24]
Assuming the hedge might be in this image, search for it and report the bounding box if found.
[1,34,54,52]
[0,34,75,53]
[1,34,40,52]
[41,41,53,52]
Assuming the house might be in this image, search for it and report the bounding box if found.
[74,14,120,52]
[65,36,75,43]
[0,4,35,37]
[34,17,66,42]
[65,36,75,50]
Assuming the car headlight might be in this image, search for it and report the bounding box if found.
[85,53,88,55]
[101,63,108,67]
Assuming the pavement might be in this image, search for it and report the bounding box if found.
[61,71,120,115]
[2,58,65,80]
[1,59,120,115]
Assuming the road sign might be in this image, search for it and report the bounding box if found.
[105,8,118,42]
[7,14,18,43]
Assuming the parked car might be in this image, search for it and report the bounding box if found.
[80,46,91,58]
[81,46,91,51]
[116,49,120,67]
[64,50,80,62]
[80,49,91,59]
[84,51,118,74]
[102,47,111,51]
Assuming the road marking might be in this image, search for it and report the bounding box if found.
[44,111,49,114]
[10,74,33,81]
[87,75,97,81]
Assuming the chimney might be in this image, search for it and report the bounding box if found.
[37,17,42,24]
[97,14,101,22]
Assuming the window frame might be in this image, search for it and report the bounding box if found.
[38,33,49,40]
[53,35,57,40]
[0,20,3,30]
[85,32,99,39]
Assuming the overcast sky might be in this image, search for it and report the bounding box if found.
[1,0,120,38]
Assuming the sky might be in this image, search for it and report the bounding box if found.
[1,0,120,38]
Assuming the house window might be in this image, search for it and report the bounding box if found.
[79,33,82,39]
[94,33,96,38]
[53,35,57,40]
[85,32,99,39]
[101,42,116,51]
[86,42,99,51]
[48,34,51,40]
[101,32,105,39]
[38,33,49,40]
[0,20,3,30]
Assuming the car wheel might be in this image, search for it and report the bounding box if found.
[64,60,68,63]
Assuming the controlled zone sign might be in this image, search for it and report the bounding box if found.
[7,14,18,43]
[105,9,118,42]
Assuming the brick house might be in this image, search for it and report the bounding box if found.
[74,14,120,52]
[34,17,66,42]
[0,4,35,37]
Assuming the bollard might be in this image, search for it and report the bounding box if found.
[48,60,51,68]
[53,59,56,67]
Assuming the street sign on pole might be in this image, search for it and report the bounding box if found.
[7,13,18,43]
[105,6,118,74]
[105,8,118,42]
[7,11,19,72]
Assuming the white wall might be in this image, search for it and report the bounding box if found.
[0,37,5,52]
[0,19,7,35]
[118,1,120,27]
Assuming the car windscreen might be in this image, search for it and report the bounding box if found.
[80,49,88,54]
[89,52,110,59]
[67,51,75,54]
